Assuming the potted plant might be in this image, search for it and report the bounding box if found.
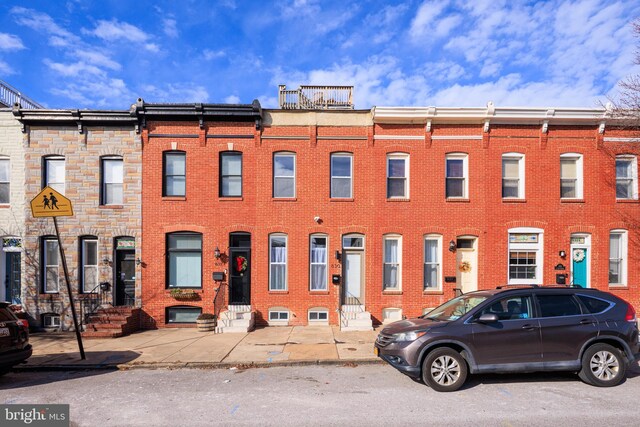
[196,313,217,332]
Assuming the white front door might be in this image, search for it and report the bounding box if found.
[456,237,478,294]
[344,251,362,304]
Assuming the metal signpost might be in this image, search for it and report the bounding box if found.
[30,186,85,360]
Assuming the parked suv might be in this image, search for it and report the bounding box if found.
[0,302,31,375]
[375,286,640,392]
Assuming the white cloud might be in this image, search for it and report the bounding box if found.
[0,60,14,75]
[204,49,226,60]
[163,18,178,38]
[409,0,450,41]
[11,6,79,47]
[0,33,25,50]
[44,59,106,77]
[224,95,241,103]
[50,78,131,108]
[144,43,160,53]
[75,50,121,70]
[140,83,209,103]
[90,20,150,43]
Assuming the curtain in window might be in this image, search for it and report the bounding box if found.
[310,237,327,290]
[502,159,519,197]
[384,239,398,288]
[83,240,98,292]
[0,159,9,203]
[424,239,438,289]
[270,237,287,290]
[609,234,621,283]
[46,159,65,194]
[169,252,202,287]
[45,240,59,292]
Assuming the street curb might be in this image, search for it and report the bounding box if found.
[13,358,385,372]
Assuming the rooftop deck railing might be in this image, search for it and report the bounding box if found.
[278,85,354,110]
[0,80,43,109]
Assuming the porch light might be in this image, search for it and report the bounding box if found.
[449,240,456,253]
[335,250,341,261]
[102,257,111,265]
[214,246,221,259]
[559,250,566,258]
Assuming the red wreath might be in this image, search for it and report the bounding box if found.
[235,256,248,273]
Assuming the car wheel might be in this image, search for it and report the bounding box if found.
[422,348,468,392]
[578,343,627,387]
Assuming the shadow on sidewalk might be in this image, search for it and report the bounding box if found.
[0,365,134,390]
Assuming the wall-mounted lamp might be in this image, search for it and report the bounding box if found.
[102,257,111,266]
[449,240,457,253]
[214,246,221,259]
[136,257,142,266]
[559,250,566,258]
[314,216,321,223]
[335,250,341,261]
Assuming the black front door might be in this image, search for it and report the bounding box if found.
[229,248,250,305]
[5,252,21,303]
[115,250,135,306]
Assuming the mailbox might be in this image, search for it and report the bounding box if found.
[212,271,225,282]
[332,274,341,284]
[556,273,566,285]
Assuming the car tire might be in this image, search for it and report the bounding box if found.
[422,348,468,392]
[578,343,627,387]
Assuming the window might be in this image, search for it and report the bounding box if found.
[273,152,295,198]
[167,306,202,323]
[310,235,327,291]
[537,295,582,317]
[220,151,242,197]
[269,234,287,291]
[42,313,61,328]
[167,233,202,288]
[479,295,533,321]
[508,228,543,285]
[163,151,185,197]
[387,154,408,198]
[42,237,59,293]
[616,156,638,200]
[446,153,468,198]
[502,153,524,198]
[577,295,612,314]
[560,153,583,199]
[0,157,9,204]
[342,234,364,249]
[383,236,401,290]
[101,157,123,205]
[609,230,627,286]
[331,153,352,198]
[268,310,289,321]
[308,309,329,322]
[81,237,98,293]
[424,235,442,291]
[44,156,65,194]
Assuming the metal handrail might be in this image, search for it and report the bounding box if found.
[78,282,113,327]
[278,85,354,110]
[0,80,43,109]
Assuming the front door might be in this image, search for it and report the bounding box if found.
[5,252,20,304]
[229,248,251,305]
[343,251,363,305]
[456,237,477,294]
[572,248,588,288]
[115,250,135,306]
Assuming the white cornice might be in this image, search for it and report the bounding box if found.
[372,103,611,126]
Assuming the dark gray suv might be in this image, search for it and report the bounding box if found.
[375,286,640,392]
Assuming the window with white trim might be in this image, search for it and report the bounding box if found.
[560,153,583,199]
[163,151,185,197]
[308,309,328,322]
[502,153,524,199]
[331,153,352,198]
[273,152,295,198]
[268,310,289,321]
[424,235,442,291]
[44,156,65,195]
[269,234,287,291]
[446,153,468,198]
[81,237,99,293]
[387,154,408,199]
[220,151,242,197]
[42,313,61,328]
[609,230,627,286]
[167,232,202,288]
[310,235,327,291]
[42,237,59,293]
[167,306,201,323]
[508,228,543,285]
[615,155,638,200]
[383,235,401,290]
[0,157,9,204]
[101,157,123,205]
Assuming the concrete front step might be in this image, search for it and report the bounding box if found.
[340,306,373,331]
[81,330,124,338]
[220,311,253,320]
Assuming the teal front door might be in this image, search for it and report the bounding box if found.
[572,248,588,288]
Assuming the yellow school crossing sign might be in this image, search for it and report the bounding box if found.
[30,186,74,217]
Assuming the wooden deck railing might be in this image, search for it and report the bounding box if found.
[0,80,43,109]
[278,85,354,110]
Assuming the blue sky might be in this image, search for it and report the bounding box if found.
[0,0,638,109]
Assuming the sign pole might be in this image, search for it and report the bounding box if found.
[53,216,86,360]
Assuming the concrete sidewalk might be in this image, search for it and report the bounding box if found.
[15,326,382,371]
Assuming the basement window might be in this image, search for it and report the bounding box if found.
[42,313,61,329]
[308,309,328,323]
[166,306,202,324]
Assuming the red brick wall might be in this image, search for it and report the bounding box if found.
[141,119,640,328]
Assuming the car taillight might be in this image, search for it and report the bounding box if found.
[16,319,28,329]
[625,303,637,322]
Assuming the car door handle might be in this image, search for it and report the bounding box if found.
[521,324,539,330]
[579,319,595,325]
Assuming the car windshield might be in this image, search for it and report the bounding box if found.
[425,294,489,321]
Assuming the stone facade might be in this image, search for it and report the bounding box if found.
[22,123,141,330]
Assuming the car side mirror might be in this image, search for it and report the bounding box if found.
[477,313,499,324]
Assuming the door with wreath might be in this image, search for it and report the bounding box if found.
[229,248,251,305]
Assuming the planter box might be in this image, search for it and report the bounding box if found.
[196,318,216,332]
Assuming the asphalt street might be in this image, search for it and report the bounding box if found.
[1,363,639,426]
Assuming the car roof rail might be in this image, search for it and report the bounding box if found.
[495,285,539,289]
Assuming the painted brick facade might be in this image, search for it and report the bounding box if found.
[141,108,640,328]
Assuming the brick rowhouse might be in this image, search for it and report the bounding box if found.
[140,100,640,329]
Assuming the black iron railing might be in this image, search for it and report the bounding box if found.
[79,282,113,328]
